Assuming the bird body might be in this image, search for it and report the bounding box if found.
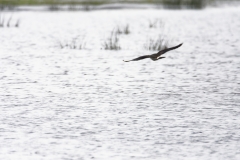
[123,43,183,62]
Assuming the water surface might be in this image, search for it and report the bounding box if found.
[0,7,240,160]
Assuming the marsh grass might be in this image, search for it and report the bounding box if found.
[144,35,170,51]
[149,19,165,28]
[116,24,130,35]
[15,19,20,27]
[146,18,169,50]
[149,19,158,28]
[6,15,12,27]
[57,36,86,49]
[0,14,20,27]
[103,30,121,50]
[0,14,4,27]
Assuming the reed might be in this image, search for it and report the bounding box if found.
[116,24,130,35]
[0,14,4,27]
[56,36,86,50]
[0,14,20,28]
[149,19,165,28]
[144,35,170,51]
[103,30,121,50]
[6,15,12,27]
[149,19,158,28]
[15,19,20,27]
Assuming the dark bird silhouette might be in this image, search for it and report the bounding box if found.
[123,43,183,62]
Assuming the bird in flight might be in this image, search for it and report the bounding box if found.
[123,43,183,62]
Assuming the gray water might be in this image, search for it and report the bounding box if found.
[0,7,240,160]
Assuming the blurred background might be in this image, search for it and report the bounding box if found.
[0,0,239,11]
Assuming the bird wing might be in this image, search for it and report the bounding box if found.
[155,43,183,57]
[123,55,150,62]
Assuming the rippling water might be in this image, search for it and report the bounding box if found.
[0,7,240,160]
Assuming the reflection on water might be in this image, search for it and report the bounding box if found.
[0,7,240,160]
